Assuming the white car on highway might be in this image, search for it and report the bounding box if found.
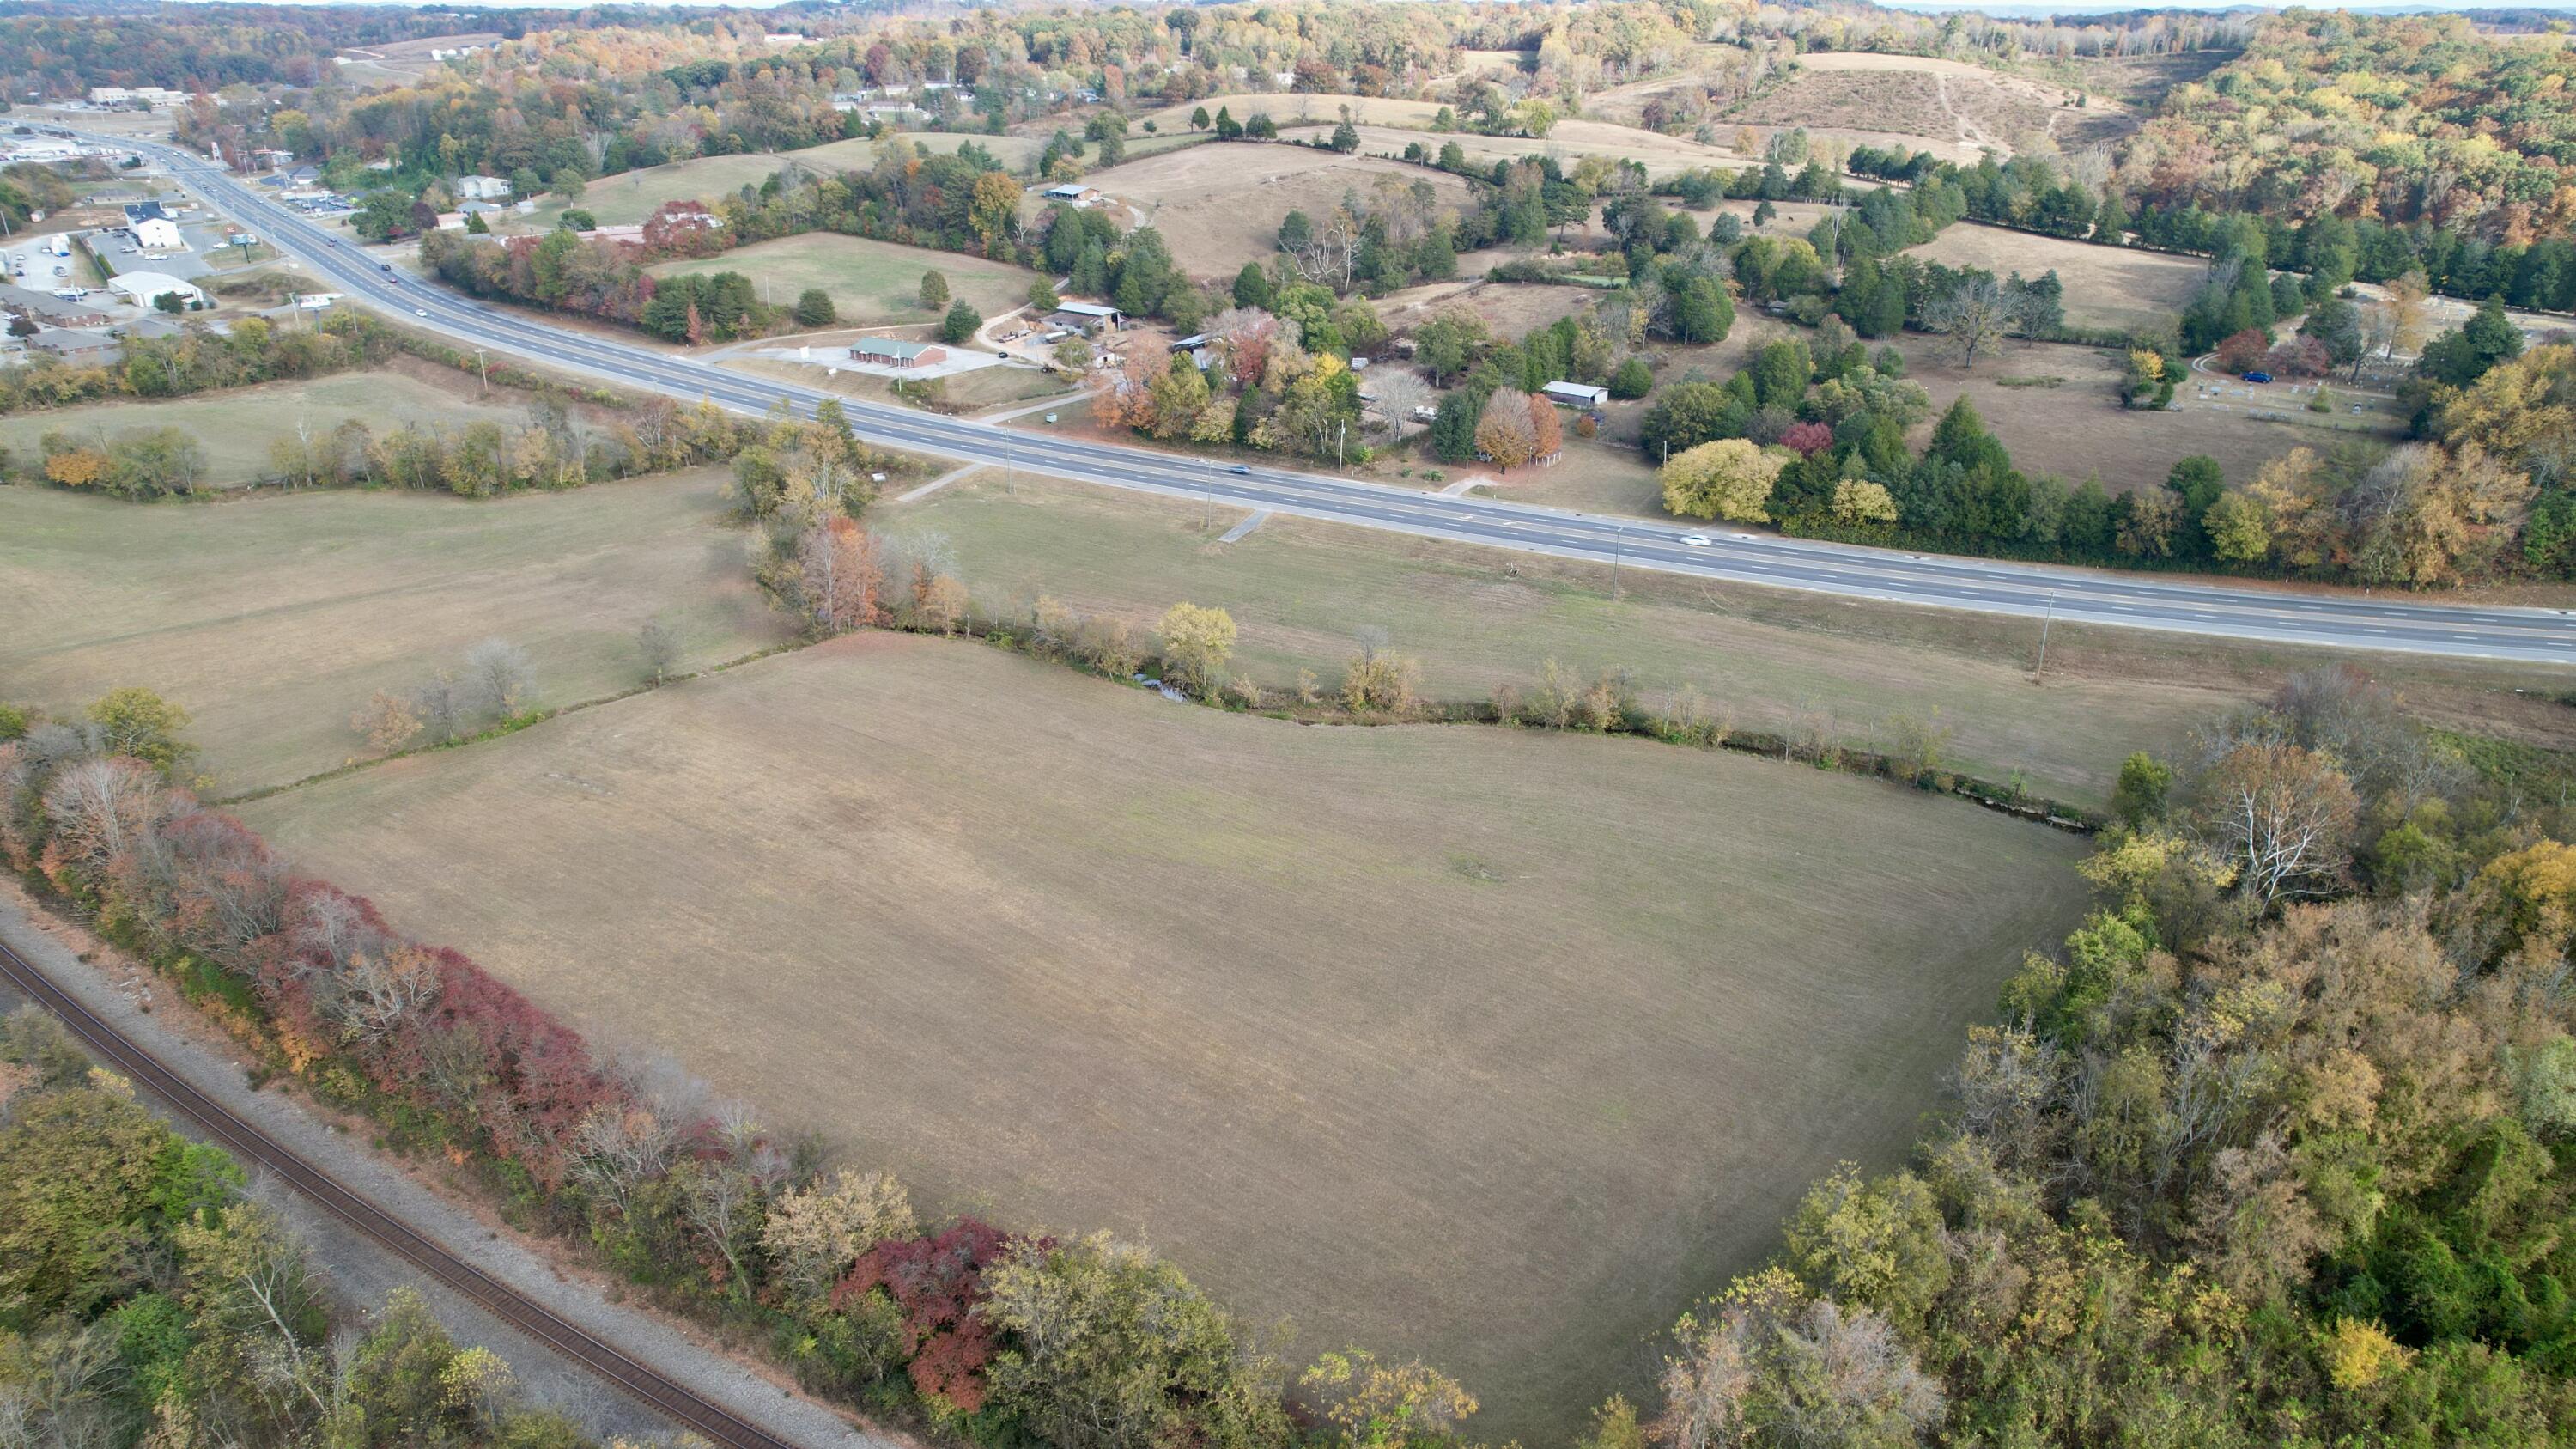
[1680,534,1712,546]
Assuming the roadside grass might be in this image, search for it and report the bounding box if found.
[881,470,2576,808]
[238,630,2094,1444]
[0,468,793,792]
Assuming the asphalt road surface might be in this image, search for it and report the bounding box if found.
[107,132,2576,666]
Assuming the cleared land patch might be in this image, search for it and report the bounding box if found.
[1344,120,1747,180]
[1376,278,1600,338]
[0,370,533,490]
[1082,143,1476,280]
[651,233,1039,328]
[1735,53,2131,158]
[240,632,2093,1440]
[0,470,789,792]
[1906,222,2206,334]
[1883,332,2406,496]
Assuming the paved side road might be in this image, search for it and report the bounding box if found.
[94,131,2576,667]
[0,890,898,1449]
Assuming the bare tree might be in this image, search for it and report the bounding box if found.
[566,1099,679,1221]
[1289,206,1366,294]
[682,1101,787,1288]
[412,670,466,743]
[465,639,535,720]
[1921,273,2010,369]
[1368,371,1431,435]
[290,890,390,976]
[39,757,167,875]
[330,947,442,1047]
[2197,742,2360,904]
[635,618,682,685]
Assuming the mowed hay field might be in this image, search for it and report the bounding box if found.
[0,370,532,490]
[0,470,789,791]
[889,470,2248,807]
[1085,144,1477,279]
[1907,222,2208,334]
[528,133,1043,228]
[240,632,2093,1438]
[651,234,1038,327]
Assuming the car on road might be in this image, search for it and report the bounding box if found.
[2242,370,2273,384]
[378,261,392,272]
[1680,534,1712,546]
[413,307,428,317]
[1227,464,1250,475]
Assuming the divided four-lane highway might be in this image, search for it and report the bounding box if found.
[114,133,2576,666]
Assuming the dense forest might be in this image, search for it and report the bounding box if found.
[2128,11,2576,244]
[1628,667,2576,1446]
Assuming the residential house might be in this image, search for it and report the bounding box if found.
[455,174,513,201]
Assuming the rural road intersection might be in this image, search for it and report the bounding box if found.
[108,132,2576,667]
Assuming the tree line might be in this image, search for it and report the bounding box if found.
[0,1005,639,1447]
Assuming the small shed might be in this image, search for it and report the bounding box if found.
[1041,183,1101,205]
[850,338,946,368]
[1541,381,1610,408]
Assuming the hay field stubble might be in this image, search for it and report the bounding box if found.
[240,632,2091,1439]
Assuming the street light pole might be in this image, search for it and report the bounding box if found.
[473,346,488,393]
[2034,592,2056,682]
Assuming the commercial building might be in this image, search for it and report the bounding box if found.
[848,338,946,368]
[106,271,204,309]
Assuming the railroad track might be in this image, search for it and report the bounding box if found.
[0,931,805,1449]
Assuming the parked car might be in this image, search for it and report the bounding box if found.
[2242,370,2273,384]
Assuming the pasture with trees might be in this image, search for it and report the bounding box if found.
[20,1,2576,1446]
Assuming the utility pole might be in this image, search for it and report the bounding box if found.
[1612,523,1624,598]
[1337,419,1346,473]
[473,347,489,393]
[1202,458,1213,532]
[2034,593,2056,682]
